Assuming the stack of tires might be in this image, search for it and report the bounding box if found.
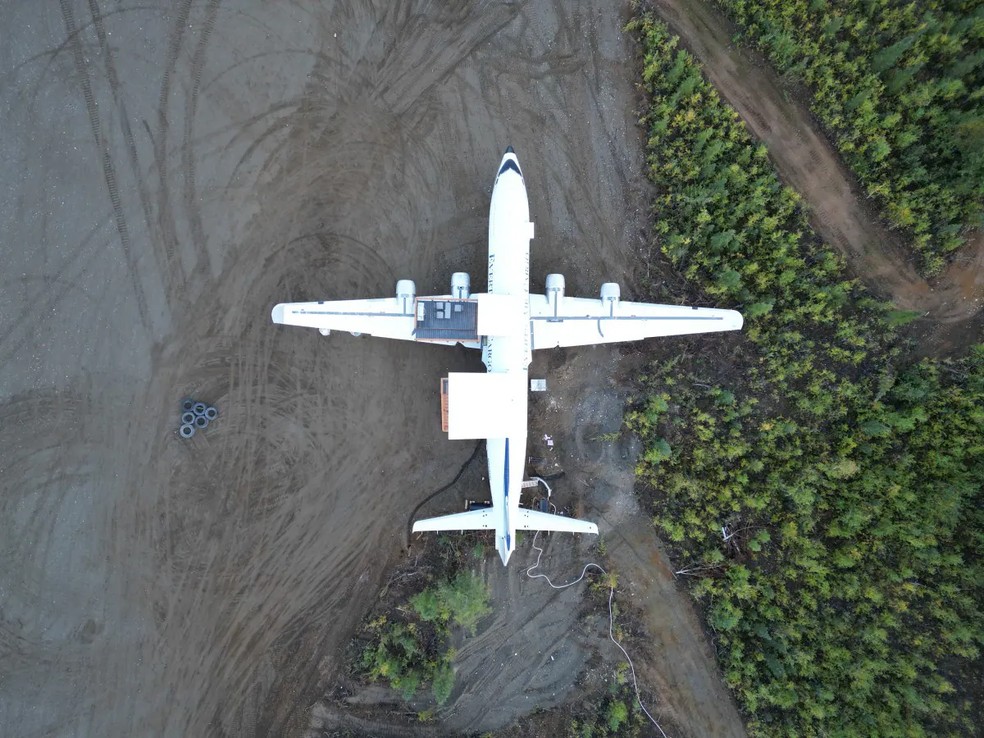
[179,398,218,438]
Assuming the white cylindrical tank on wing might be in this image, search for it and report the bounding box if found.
[451,272,471,299]
[600,282,620,312]
[545,273,565,308]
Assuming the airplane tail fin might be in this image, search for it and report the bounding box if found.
[515,508,598,535]
[412,508,493,532]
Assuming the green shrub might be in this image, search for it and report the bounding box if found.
[605,700,628,732]
[362,572,490,705]
[411,572,491,634]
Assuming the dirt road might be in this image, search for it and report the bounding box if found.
[0,1,744,736]
[649,0,984,324]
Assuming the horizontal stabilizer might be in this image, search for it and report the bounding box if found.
[412,508,494,532]
[515,508,598,534]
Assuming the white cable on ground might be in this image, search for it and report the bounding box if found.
[530,475,552,497]
[524,531,669,737]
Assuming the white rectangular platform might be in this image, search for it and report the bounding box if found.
[443,372,526,440]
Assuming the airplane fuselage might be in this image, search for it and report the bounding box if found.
[482,150,533,564]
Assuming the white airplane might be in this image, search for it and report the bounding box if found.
[272,148,743,565]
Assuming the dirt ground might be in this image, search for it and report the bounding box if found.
[307,346,745,738]
[649,0,984,327]
[0,2,747,737]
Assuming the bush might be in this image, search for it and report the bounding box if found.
[605,700,628,732]
[411,572,491,634]
[362,572,490,705]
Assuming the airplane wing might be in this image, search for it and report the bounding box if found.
[412,508,494,531]
[515,508,599,534]
[529,291,743,350]
[272,290,484,348]
[272,297,416,341]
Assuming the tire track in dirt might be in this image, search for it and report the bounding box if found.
[85,0,177,310]
[181,0,223,280]
[2,5,153,113]
[151,0,194,292]
[0,381,148,733]
[223,101,303,189]
[57,0,152,333]
[368,4,520,118]
[647,0,984,325]
[0,215,112,367]
[128,142,473,733]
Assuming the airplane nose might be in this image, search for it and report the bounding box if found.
[497,148,522,179]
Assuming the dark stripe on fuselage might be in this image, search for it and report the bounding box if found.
[504,438,511,554]
[503,438,509,500]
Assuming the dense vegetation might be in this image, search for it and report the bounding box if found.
[358,571,490,706]
[712,0,984,274]
[629,15,983,736]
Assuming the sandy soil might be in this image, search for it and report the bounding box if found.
[0,1,745,737]
[649,0,984,325]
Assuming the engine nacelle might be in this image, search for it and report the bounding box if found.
[451,272,471,299]
[396,279,416,300]
[396,279,416,312]
[545,273,565,307]
[600,282,620,313]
